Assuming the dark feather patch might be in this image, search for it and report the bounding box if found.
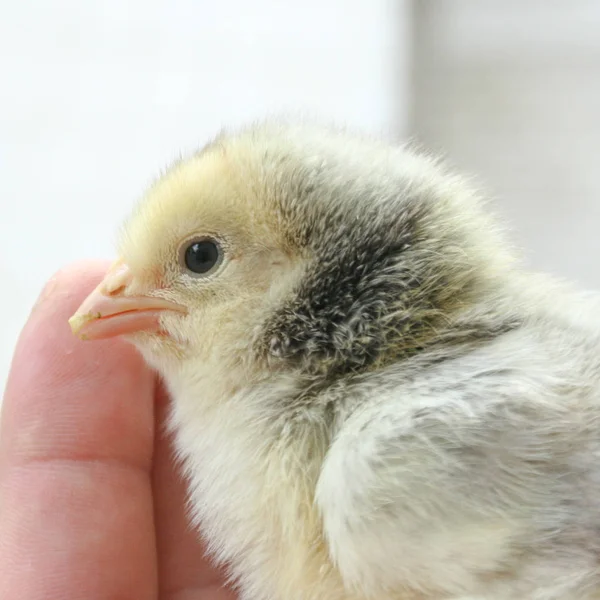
[249,133,513,379]
[259,188,457,376]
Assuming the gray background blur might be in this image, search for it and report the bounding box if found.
[1,0,599,393]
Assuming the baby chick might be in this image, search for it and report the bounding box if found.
[69,120,600,600]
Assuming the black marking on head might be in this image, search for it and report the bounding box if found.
[241,124,513,380]
[259,186,478,377]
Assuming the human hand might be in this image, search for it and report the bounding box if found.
[0,261,236,599]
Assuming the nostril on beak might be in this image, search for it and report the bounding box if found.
[101,262,134,296]
[106,284,126,296]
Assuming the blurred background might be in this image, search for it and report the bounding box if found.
[1,0,599,393]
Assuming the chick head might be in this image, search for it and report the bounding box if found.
[69,120,513,381]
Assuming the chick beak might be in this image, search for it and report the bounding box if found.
[68,261,187,340]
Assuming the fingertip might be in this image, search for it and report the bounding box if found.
[0,260,159,599]
[1,259,156,470]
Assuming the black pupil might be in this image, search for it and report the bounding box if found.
[184,241,219,274]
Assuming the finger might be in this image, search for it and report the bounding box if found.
[152,383,237,600]
[0,261,158,600]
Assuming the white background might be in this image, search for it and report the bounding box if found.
[1,1,599,394]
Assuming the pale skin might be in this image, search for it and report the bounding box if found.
[0,261,236,600]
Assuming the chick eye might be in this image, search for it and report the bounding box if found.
[182,239,222,275]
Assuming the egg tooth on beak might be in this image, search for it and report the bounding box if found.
[68,260,187,340]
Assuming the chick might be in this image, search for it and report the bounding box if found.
[69,120,600,600]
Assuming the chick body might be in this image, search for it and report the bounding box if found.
[72,120,600,600]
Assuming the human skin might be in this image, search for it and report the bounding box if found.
[0,261,236,600]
